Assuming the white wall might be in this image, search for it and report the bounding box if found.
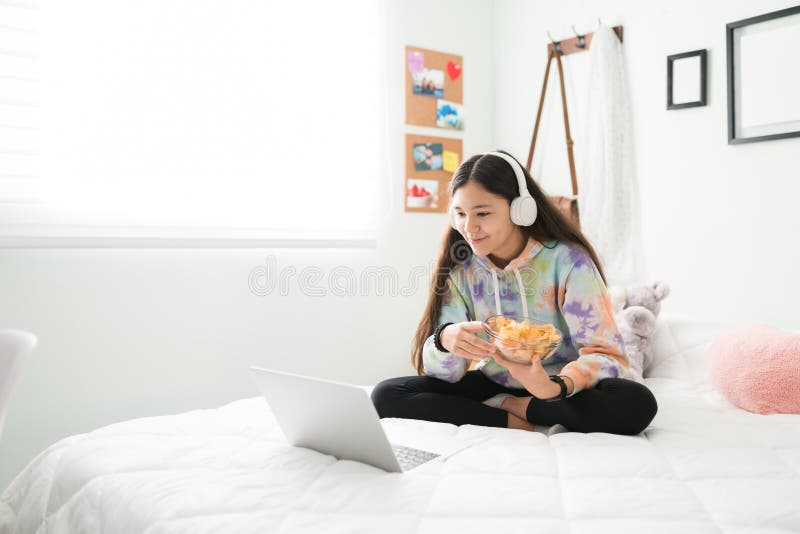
[494,0,800,329]
[0,0,495,490]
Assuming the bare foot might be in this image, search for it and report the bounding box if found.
[507,413,534,431]
[501,395,533,421]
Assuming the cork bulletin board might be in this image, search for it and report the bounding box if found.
[405,46,463,130]
[405,133,462,213]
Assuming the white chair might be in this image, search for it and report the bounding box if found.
[0,329,37,441]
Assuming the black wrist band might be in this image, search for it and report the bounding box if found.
[433,322,453,353]
[545,374,568,402]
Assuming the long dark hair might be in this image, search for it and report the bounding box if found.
[410,151,608,375]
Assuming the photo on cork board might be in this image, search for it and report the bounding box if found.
[413,143,443,171]
[411,68,444,98]
[406,178,439,210]
[436,99,464,130]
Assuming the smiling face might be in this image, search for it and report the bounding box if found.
[451,181,527,266]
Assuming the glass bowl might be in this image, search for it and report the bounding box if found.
[483,314,562,365]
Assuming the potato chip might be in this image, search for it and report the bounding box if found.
[486,315,561,364]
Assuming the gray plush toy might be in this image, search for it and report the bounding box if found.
[608,281,671,384]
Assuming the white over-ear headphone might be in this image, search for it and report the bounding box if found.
[449,151,538,230]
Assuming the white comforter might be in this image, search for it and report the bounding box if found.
[2,317,800,533]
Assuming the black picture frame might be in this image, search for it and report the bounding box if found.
[727,5,800,145]
[667,49,707,110]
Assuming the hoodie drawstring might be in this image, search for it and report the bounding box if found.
[513,268,529,319]
[490,267,529,319]
[490,270,501,316]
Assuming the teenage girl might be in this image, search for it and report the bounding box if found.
[371,151,658,434]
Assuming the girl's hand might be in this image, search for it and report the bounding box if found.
[440,321,497,361]
[492,350,559,398]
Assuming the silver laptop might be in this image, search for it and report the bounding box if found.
[249,366,470,472]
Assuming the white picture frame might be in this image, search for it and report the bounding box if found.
[727,6,800,144]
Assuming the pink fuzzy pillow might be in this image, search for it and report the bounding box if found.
[709,325,800,415]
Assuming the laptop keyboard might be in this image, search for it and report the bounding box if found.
[391,444,440,471]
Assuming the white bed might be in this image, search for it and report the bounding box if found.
[2,316,799,534]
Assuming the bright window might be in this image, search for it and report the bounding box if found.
[0,1,384,247]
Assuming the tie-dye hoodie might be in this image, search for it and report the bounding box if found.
[422,237,628,398]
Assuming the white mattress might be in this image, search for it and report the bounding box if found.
[2,316,800,534]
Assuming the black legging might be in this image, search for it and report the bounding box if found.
[371,370,658,435]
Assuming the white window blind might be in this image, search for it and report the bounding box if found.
[0,0,385,247]
[0,1,39,216]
